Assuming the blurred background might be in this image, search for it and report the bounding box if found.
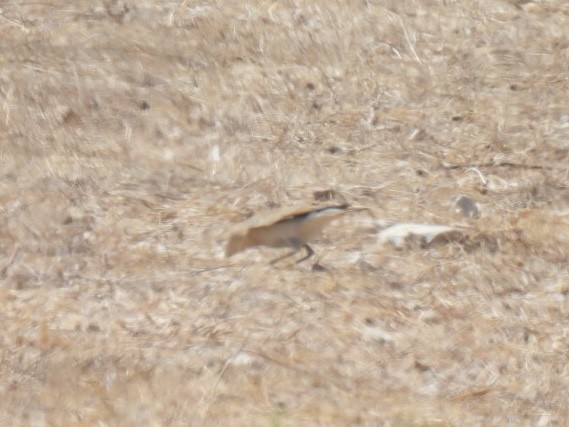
[1,1,568,425]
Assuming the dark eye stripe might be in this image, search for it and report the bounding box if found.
[280,204,350,222]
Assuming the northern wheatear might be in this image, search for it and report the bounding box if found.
[226,203,359,264]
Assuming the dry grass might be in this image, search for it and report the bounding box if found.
[1,0,569,425]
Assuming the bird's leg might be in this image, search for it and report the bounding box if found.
[269,238,302,265]
[296,244,315,264]
[296,244,326,271]
[269,250,298,265]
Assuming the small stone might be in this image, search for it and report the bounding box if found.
[453,195,481,218]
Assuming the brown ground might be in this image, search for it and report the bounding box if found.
[1,1,569,426]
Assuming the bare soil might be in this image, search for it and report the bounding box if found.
[1,1,569,426]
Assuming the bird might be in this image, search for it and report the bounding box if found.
[226,203,359,265]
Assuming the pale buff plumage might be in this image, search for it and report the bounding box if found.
[226,203,357,264]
